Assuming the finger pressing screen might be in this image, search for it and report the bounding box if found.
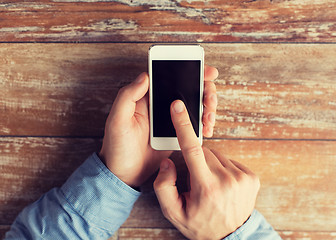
[170,100,211,180]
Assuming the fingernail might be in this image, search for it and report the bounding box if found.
[135,73,146,83]
[160,160,170,171]
[173,101,184,113]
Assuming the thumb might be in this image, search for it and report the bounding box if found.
[154,158,186,224]
[110,72,149,124]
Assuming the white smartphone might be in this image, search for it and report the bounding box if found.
[149,45,204,150]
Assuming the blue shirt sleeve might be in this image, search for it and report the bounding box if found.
[223,209,282,240]
[5,153,141,240]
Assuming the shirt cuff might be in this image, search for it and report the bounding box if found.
[60,153,141,231]
[223,209,281,240]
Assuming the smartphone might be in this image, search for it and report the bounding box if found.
[149,45,204,150]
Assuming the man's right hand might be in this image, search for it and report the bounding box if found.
[153,100,260,240]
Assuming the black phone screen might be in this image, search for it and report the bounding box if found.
[152,60,201,137]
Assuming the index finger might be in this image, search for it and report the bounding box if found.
[170,100,211,179]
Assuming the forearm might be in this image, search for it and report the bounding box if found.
[5,153,140,240]
[224,209,282,240]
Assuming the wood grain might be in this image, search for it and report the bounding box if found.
[1,0,335,238]
[204,140,336,231]
[123,139,336,232]
[279,231,336,240]
[1,43,335,139]
[0,137,101,225]
[0,43,146,137]
[1,227,336,240]
[118,228,336,240]
[119,228,187,240]
[2,225,335,240]
[0,226,119,240]
[1,137,334,231]
[206,44,336,139]
[1,0,336,43]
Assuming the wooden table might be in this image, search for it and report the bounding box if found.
[1,1,335,239]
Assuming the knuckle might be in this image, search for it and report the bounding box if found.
[251,173,261,190]
[235,171,247,182]
[118,85,131,97]
[161,206,170,219]
[224,174,239,189]
[236,171,261,191]
[162,206,177,223]
[205,81,216,92]
[184,145,203,158]
[153,178,167,191]
[177,118,193,128]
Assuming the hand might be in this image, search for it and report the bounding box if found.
[153,100,260,239]
[99,65,219,187]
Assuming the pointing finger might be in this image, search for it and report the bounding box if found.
[170,100,211,180]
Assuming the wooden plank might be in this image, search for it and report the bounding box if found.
[1,1,336,42]
[203,140,336,231]
[1,138,335,230]
[279,231,336,240]
[1,43,335,139]
[0,137,101,225]
[118,228,336,240]
[0,43,146,137]
[206,44,336,139]
[123,139,336,232]
[0,225,118,239]
[2,225,336,240]
[119,228,186,240]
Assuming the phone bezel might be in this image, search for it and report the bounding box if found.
[149,45,204,150]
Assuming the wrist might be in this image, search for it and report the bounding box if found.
[97,151,141,190]
[222,211,256,240]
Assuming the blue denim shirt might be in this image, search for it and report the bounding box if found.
[5,153,281,240]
